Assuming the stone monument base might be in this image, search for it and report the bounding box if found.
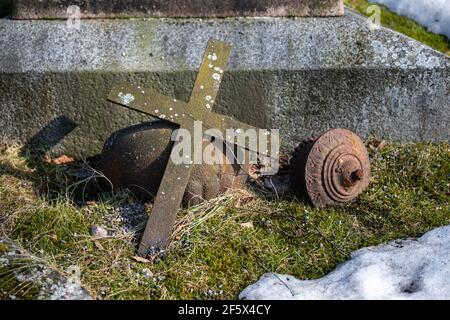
[0,9,448,157]
[12,0,344,19]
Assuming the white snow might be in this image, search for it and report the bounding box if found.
[372,0,450,39]
[240,225,450,300]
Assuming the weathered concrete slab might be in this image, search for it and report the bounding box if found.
[12,0,344,19]
[0,9,448,157]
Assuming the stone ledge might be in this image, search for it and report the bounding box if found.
[12,0,344,19]
[0,10,448,157]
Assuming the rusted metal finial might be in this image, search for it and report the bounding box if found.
[291,128,371,207]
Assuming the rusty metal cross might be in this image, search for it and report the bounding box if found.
[108,39,274,256]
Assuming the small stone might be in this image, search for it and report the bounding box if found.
[90,225,108,237]
[240,222,254,229]
[142,268,153,279]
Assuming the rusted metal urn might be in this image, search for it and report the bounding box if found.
[100,121,248,205]
[290,128,370,207]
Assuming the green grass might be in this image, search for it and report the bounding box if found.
[345,0,450,54]
[0,140,449,299]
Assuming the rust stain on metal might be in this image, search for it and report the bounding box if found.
[291,128,371,207]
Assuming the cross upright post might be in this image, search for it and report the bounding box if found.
[108,39,276,256]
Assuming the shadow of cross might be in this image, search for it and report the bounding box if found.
[108,39,275,257]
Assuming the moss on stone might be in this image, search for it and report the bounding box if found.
[345,0,450,54]
[0,267,43,300]
[0,242,8,254]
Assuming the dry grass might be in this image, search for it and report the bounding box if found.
[0,139,449,299]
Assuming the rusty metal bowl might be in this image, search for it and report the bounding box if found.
[100,120,248,204]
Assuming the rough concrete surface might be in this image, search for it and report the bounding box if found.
[0,238,92,300]
[12,0,344,19]
[0,9,448,157]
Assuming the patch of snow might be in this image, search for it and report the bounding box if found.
[240,225,450,300]
[372,0,450,39]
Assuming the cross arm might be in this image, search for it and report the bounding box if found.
[202,112,277,158]
[108,83,193,127]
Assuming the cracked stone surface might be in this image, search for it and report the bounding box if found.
[0,239,92,300]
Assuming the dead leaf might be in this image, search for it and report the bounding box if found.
[94,240,104,251]
[376,140,388,150]
[52,155,75,165]
[237,196,255,207]
[132,256,151,264]
[248,164,261,180]
[370,139,388,150]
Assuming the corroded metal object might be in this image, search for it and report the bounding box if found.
[101,122,175,199]
[101,121,248,204]
[290,128,370,207]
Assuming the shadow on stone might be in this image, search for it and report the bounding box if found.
[0,116,115,204]
[21,116,78,156]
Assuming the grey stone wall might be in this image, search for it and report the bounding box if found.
[0,10,448,157]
